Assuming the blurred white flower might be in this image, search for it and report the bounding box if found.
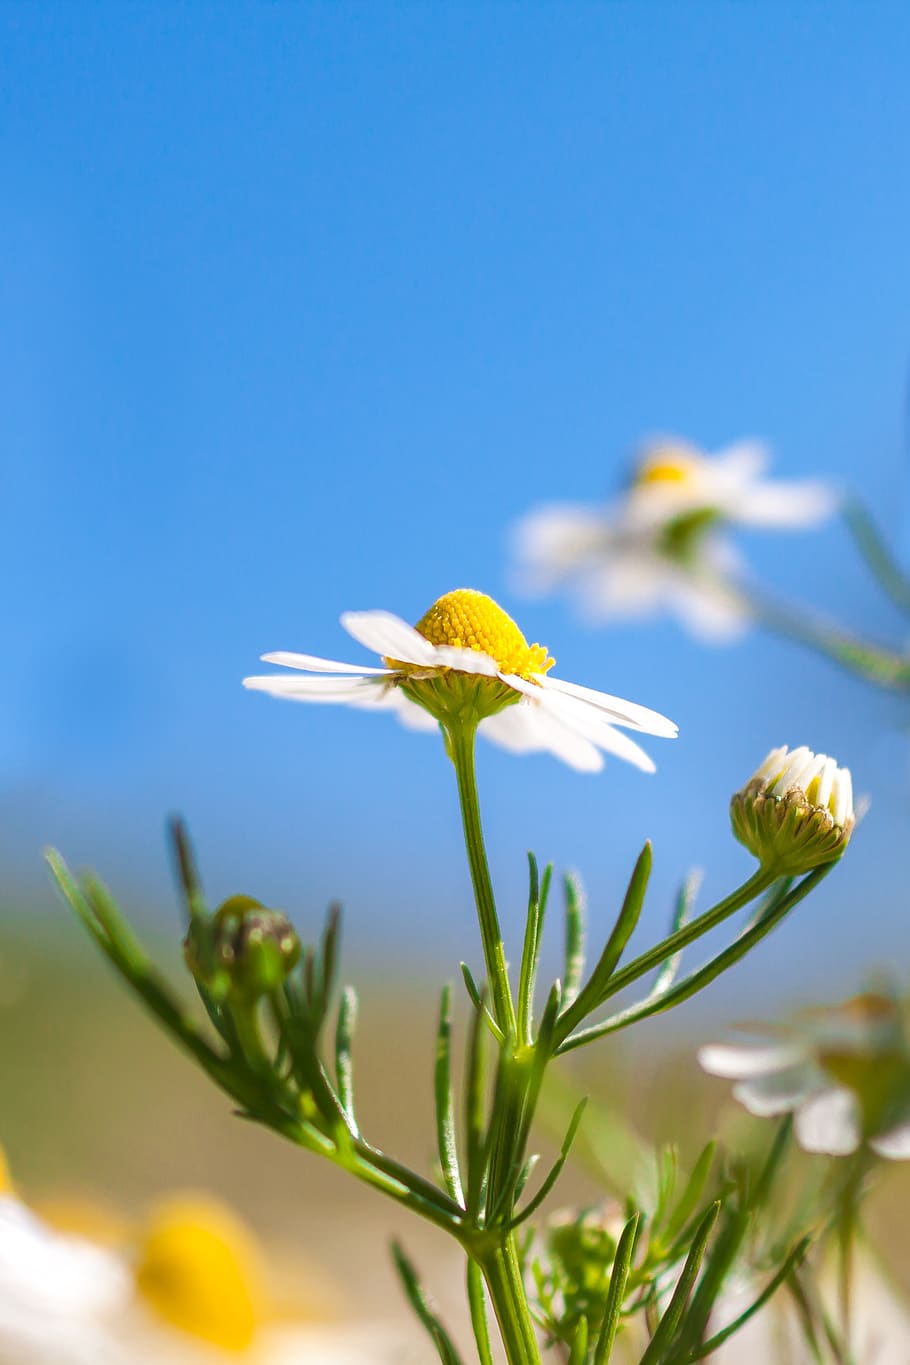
[711,1251,910,1364]
[699,992,910,1158]
[0,1182,401,1365]
[512,438,837,641]
[244,587,677,773]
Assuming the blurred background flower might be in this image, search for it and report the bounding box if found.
[511,438,836,641]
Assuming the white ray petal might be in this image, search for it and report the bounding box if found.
[666,572,751,643]
[390,692,442,732]
[243,675,389,703]
[260,651,391,675]
[502,676,657,772]
[870,1118,910,1160]
[480,702,603,772]
[340,611,439,667]
[794,1088,861,1155]
[538,675,678,737]
[733,1067,822,1117]
[815,755,837,811]
[697,1043,806,1079]
[431,644,500,676]
[731,480,838,528]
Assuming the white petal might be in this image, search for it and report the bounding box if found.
[243,675,390,704]
[260,651,391,675]
[502,677,657,772]
[733,1066,823,1117]
[794,1088,862,1155]
[832,767,853,826]
[815,755,837,811]
[666,572,752,643]
[480,702,604,772]
[538,675,678,738]
[430,644,500,677]
[511,505,611,588]
[870,1119,910,1160]
[389,692,441,732]
[697,1043,806,1079]
[731,480,838,528]
[706,440,770,487]
[340,610,438,667]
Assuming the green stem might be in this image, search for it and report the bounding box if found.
[481,1238,542,1365]
[448,721,517,1037]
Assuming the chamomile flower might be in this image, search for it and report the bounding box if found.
[0,1157,399,1364]
[244,588,677,774]
[699,993,910,1159]
[512,438,837,642]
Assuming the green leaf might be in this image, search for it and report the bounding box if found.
[660,1141,716,1247]
[684,1236,811,1362]
[510,1097,588,1228]
[517,853,552,1046]
[639,1201,720,1365]
[466,1260,495,1365]
[434,985,465,1206]
[593,1210,640,1364]
[555,841,651,1045]
[563,871,586,1008]
[461,962,505,1043]
[464,983,489,1218]
[334,985,359,1136]
[568,1314,589,1365]
[392,1242,466,1365]
[652,870,701,997]
[558,867,830,1053]
[168,816,207,923]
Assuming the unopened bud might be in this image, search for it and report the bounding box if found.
[184,895,301,1003]
[730,745,854,875]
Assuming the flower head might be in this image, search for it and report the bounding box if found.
[0,1165,401,1362]
[699,992,910,1158]
[244,588,677,773]
[512,438,837,642]
[730,744,854,874]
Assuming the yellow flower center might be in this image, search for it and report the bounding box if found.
[0,1146,11,1195]
[413,589,554,680]
[135,1196,265,1351]
[635,444,703,489]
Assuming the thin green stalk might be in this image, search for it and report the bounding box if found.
[448,721,517,1037]
[481,1238,542,1365]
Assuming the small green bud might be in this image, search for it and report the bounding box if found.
[184,895,301,1003]
[730,744,854,875]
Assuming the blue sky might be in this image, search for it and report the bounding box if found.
[3,3,910,1019]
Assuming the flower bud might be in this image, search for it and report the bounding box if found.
[184,895,301,1004]
[730,745,854,874]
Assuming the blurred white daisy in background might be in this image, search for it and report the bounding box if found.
[511,437,837,641]
[699,992,910,1158]
[244,588,677,773]
[0,1154,401,1365]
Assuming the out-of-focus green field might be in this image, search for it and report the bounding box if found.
[3,920,910,1344]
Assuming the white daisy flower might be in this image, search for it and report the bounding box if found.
[0,1162,401,1365]
[512,438,837,642]
[730,744,855,874]
[243,588,677,774]
[699,993,910,1159]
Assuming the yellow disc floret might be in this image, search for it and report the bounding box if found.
[135,1195,265,1351]
[414,589,554,679]
[635,443,703,488]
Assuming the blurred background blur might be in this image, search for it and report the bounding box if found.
[3,0,910,1350]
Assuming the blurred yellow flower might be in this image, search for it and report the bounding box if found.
[136,1196,266,1352]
